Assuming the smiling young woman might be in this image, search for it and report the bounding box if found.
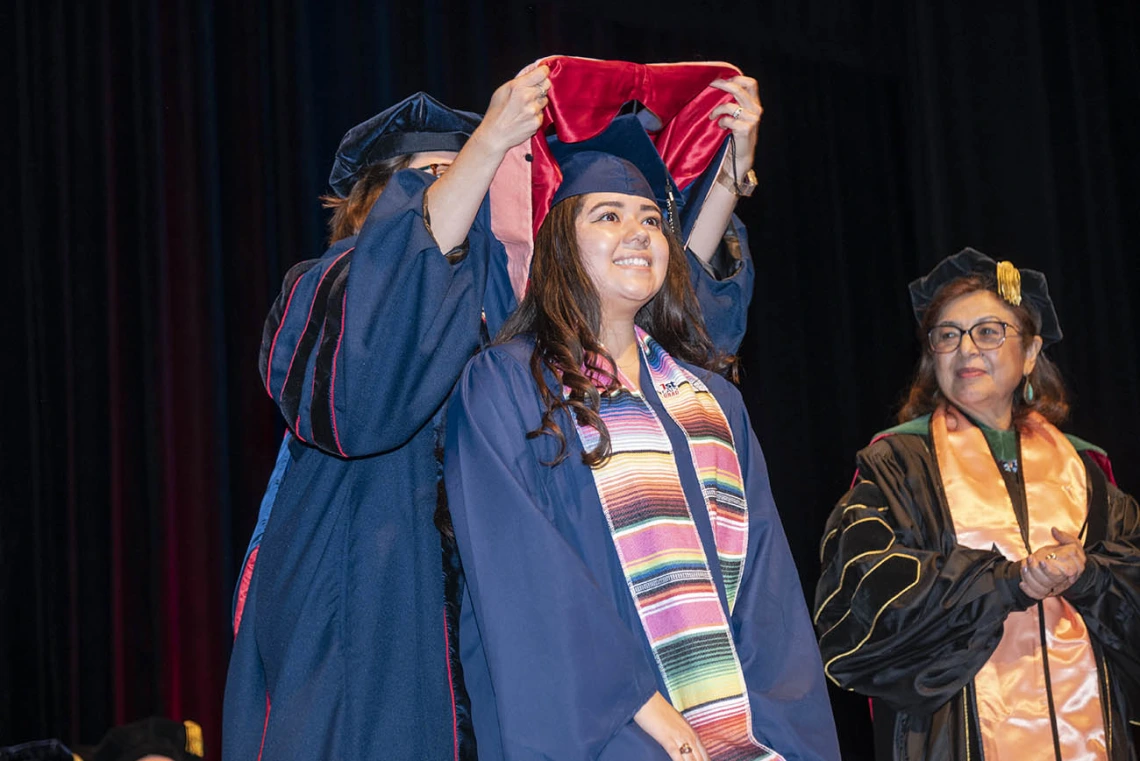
[574,192,670,337]
[444,135,840,761]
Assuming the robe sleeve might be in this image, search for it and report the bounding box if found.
[1064,460,1140,687]
[813,436,1033,715]
[725,395,841,761]
[444,347,660,758]
[259,169,500,457]
[687,215,754,355]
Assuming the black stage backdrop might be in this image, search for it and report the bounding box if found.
[4,1,1138,757]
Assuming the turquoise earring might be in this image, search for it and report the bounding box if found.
[1022,377,1035,403]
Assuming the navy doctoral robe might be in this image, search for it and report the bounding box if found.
[222,168,756,761]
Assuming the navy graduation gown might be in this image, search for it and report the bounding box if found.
[444,339,839,761]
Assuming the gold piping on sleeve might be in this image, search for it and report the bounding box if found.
[840,502,874,514]
[818,549,918,642]
[820,528,838,562]
[823,554,922,686]
[820,504,890,561]
[813,515,895,625]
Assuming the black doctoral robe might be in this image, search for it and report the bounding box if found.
[814,420,1140,760]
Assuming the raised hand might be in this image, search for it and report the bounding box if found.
[708,76,763,177]
[688,75,764,263]
[472,65,551,156]
[424,66,550,252]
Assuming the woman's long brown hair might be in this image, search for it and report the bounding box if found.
[496,196,734,467]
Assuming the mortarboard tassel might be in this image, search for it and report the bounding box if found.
[996,260,1022,306]
[665,186,680,239]
[183,721,204,758]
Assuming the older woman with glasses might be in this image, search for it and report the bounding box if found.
[813,248,1140,760]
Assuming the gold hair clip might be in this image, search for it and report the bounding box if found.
[996,260,1022,306]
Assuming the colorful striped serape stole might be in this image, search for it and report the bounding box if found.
[575,328,782,761]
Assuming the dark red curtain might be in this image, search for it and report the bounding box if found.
[5,1,1138,757]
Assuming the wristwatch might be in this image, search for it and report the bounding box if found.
[716,166,758,197]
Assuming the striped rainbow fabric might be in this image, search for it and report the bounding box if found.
[575,328,782,761]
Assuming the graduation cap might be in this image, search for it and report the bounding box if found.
[328,92,481,198]
[546,115,680,232]
[908,247,1063,346]
[487,56,742,299]
[87,718,204,761]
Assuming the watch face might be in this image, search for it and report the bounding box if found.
[738,169,758,196]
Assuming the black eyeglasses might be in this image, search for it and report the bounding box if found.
[928,321,1020,353]
[414,162,452,178]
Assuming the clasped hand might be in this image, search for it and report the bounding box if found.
[1019,527,1086,600]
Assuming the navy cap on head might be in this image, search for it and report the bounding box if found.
[328,92,481,197]
[908,247,1063,346]
[550,151,655,207]
[547,114,681,231]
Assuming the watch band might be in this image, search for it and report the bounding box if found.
[716,166,757,197]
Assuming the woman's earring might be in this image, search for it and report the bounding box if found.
[1022,377,1035,403]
